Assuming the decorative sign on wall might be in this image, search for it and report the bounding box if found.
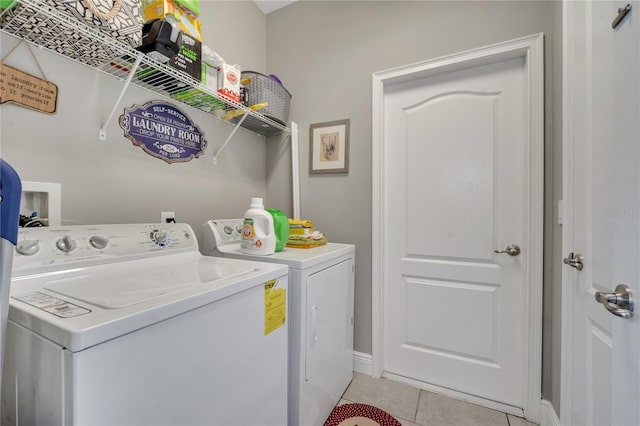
[119,101,207,164]
[0,62,58,114]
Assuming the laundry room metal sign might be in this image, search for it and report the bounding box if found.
[119,101,206,163]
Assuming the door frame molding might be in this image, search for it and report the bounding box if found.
[371,33,544,423]
[560,3,574,423]
[559,2,578,424]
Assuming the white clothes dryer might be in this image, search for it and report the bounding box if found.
[203,219,355,426]
[2,223,289,426]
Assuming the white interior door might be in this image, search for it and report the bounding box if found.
[563,2,640,425]
[379,39,542,413]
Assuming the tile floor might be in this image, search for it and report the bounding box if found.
[337,373,537,426]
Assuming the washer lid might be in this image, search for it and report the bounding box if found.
[9,253,287,352]
[44,258,254,309]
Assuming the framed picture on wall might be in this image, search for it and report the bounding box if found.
[309,119,350,174]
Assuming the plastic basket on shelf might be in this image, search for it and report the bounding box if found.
[241,71,291,126]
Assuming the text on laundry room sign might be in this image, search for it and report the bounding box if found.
[119,101,206,163]
[0,62,58,114]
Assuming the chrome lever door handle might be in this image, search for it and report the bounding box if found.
[595,284,634,319]
[563,253,584,270]
[494,244,521,256]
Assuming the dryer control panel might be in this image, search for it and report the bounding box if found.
[13,223,198,275]
[207,219,243,244]
[202,219,243,255]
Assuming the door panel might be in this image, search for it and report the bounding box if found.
[406,93,496,260]
[588,322,612,426]
[405,278,498,363]
[383,57,527,407]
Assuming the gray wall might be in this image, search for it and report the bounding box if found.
[0,1,268,246]
[265,0,563,413]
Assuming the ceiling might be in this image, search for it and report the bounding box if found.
[253,0,297,14]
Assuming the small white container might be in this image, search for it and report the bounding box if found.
[241,197,275,255]
[217,63,241,103]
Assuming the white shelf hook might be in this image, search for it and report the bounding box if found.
[99,54,143,141]
[212,113,249,164]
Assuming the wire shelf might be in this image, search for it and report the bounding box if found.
[0,0,290,136]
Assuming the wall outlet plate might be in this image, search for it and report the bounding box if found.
[161,211,175,223]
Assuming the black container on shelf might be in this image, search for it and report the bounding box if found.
[137,19,181,63]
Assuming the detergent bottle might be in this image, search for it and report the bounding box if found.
[241,198,276,255]
[266,209,290,252]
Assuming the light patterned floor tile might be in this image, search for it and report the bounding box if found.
[398,417,422,426]
[342,373,420,422]
[415,391,509,426]
[507,414,537,426]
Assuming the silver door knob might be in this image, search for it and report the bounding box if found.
[494,244,521,256]
[563,253,584,270]
[595,284,634,319]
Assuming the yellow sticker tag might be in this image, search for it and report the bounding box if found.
[265,279,286,335]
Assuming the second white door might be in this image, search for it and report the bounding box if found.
[381,42,540,411]
[562,1,640,424]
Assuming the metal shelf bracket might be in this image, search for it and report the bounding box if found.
[99,54,143,141]
[212,113,249,164]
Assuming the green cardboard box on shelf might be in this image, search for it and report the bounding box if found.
[132,30,202,102]
[0,0,18,9]
[171,31,201,81]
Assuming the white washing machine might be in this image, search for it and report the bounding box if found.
[203,219,355,426]
[2,223,289,426]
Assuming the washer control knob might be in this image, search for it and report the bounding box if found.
[16,240,40,256]
[235,225,242,234]
[223,225,234,235]
[153,231,168,244]
[89,235,109,250]
[56,236,76,253]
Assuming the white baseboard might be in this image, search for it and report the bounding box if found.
[540,399,560,426]
[352,351,372,375]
